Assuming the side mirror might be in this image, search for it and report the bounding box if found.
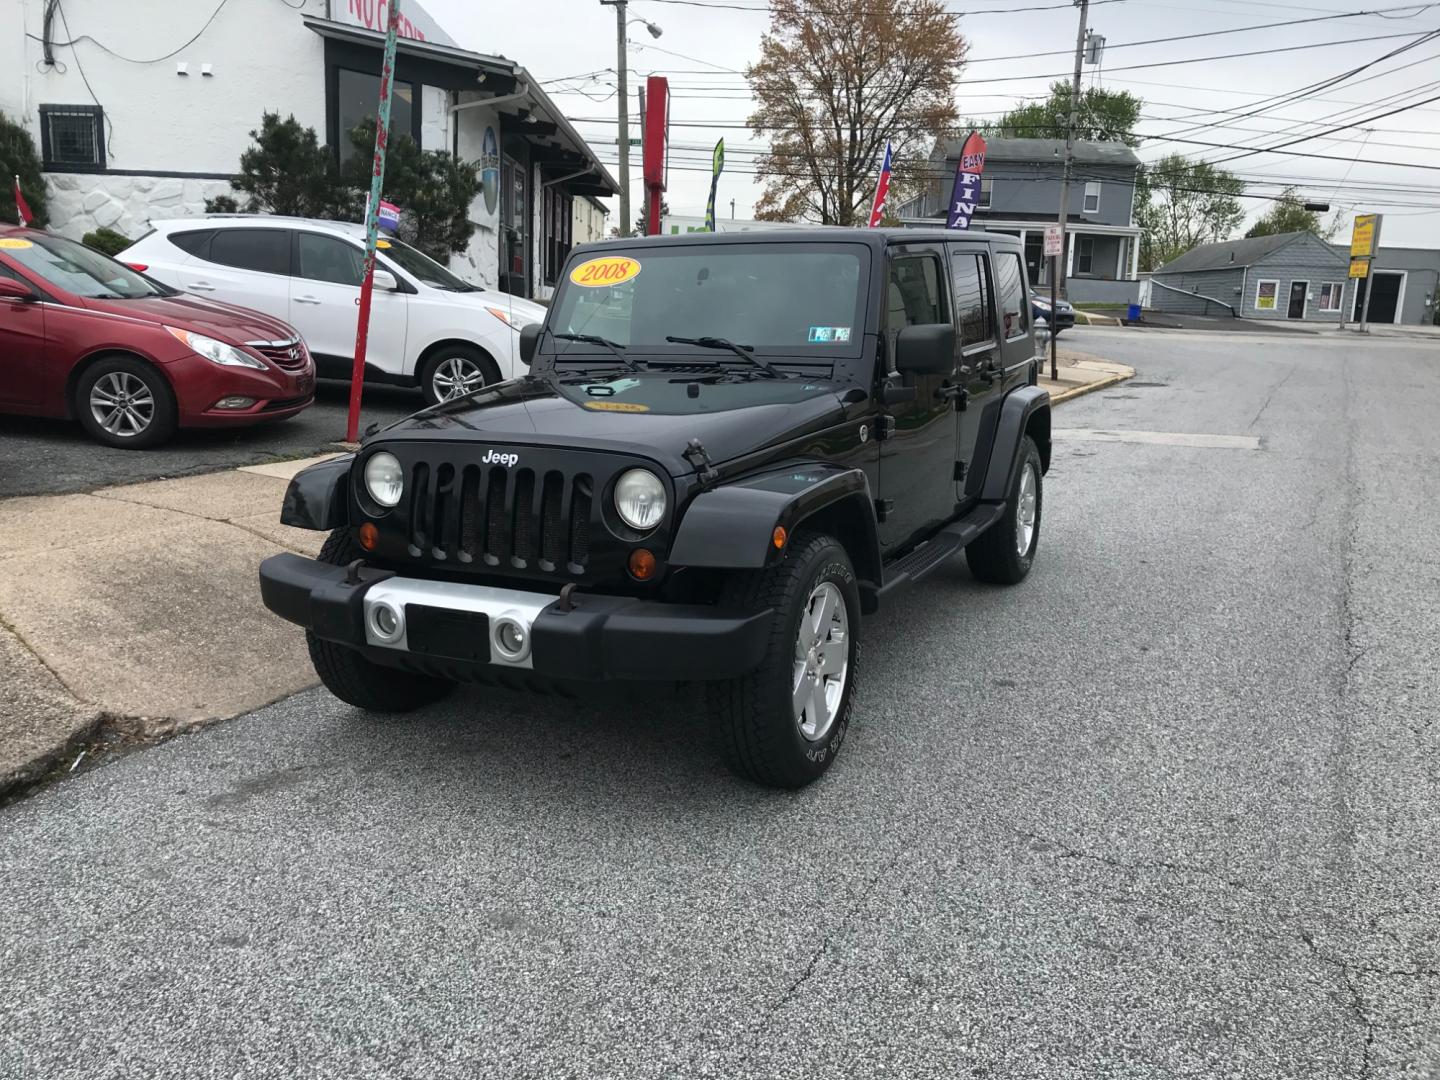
[372,269,399,292]
[518,323,541,364]
[0,278,37,303]
[894,323,955,376]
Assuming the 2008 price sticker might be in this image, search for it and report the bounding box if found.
[570,256,641,288]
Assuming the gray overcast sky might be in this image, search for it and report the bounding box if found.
[425,0,1440,245]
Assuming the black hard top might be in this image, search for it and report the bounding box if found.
[571,227,1022,256]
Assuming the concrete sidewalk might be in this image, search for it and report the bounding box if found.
[0,353,1132,796]
[1038,347,1134,403]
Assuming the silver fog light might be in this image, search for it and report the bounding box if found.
[364,452,404,508]
[492,612,531,663]
[368,600,404,644]
[614,468,666,531]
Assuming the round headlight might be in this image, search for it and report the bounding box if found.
[364,452,404,508]
[614,468,666,531]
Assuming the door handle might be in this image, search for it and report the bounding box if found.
[294,295,321,305]
[187,282,216,292]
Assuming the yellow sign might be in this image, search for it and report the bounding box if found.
[0,238,34,249]
[570,255,642,288]
[1350,214,1377,258]
[582,400,650,412]
[376,239,392,249]
[1349,257,1370,279]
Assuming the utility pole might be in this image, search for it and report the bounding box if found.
[602,0,631,237]
[1055,0,1089,299]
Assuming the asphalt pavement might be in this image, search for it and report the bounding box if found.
[0,379,417,498]
[2,326,1437,1078]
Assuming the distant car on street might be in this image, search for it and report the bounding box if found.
[1031,292,1075,336]
[123,217,547,406]
[0,226,314,449]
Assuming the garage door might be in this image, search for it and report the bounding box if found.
[1352,272,1403,323]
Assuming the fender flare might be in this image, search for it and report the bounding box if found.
[281,454,355,531]
[669,463,882,583]
[981,386,1051,502]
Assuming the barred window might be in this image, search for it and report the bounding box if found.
[39,105,105,169]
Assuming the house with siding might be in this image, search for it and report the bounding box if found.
[894,137,1143,305]
[1149,232,1353,323]
[1328,244,1439,326]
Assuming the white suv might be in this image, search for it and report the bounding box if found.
[122,216,546,405]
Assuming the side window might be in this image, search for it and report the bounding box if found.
[296,233,365,287]
[950,250,995,349]
[207,229,291,276]
[994,251,1028,340]
[886,255,945,330]
[168,230,213,258]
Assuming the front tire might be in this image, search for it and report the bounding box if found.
[966,435,1042,585]
[74,356,177,449]
[306,530,455,712]
[707,532,861,789]
[420,345,500,406]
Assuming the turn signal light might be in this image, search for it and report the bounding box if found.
[628,548,656,580]
[772,525,788,550]
[358,522,379,551]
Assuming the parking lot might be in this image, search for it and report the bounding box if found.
[0,380,418,499]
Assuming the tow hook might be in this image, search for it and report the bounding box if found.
[557,582,580,613]
[344,559,366,586]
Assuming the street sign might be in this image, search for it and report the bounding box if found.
[1044,225,1063,257]
[1350,214,1377,258]
[615,137,642,146]
[1349,257,1370,279]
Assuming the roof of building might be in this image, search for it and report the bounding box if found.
[1154,231,1339,274]
[936,137,1141,168]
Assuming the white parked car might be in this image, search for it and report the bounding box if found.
[122,216,546,405]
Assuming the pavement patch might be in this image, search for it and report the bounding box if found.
[1056,428,1263,450]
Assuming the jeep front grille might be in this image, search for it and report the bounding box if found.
[407,463,593,573]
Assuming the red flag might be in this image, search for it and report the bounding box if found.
[867,143,894,228]
[14,176,33,226]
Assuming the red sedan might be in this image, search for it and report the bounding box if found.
[0,226,315,448]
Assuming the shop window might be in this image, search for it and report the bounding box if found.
[1318,282,1344,312]
[1255,279,1279,312]
[542,187,573,287]
[39,105,105,170]
[1083,181,1101,214]
[336,69,415,162]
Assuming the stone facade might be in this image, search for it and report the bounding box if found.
[45,173,234,244]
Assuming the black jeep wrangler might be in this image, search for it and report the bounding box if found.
[259,229,1050,788]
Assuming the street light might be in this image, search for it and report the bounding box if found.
[600,2,662,236]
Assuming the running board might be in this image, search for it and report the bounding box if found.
[864,502,1006,610]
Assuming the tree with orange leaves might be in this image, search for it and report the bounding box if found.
[746,0,966,225]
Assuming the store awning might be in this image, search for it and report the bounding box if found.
[303,16,619,198]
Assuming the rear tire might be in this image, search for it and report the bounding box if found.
[420,345,500,406]
[966,435,1042,585]
[74,356,177,449]
[707,532,860,789]
[306,530,455,712]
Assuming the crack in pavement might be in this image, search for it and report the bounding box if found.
[91,489,316,557]
[1018,830,1258,894]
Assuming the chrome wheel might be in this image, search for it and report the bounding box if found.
[792,581,849,742]
[430,355,487,401]
[1016,461,1038,556]
[89,372,155,438]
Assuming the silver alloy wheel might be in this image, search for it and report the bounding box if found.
[792,581,849,742]
[89,372,155,438]
[1016,461,1038,556]
[431,355,488,401]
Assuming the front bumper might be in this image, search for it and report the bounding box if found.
[259,553,774,683]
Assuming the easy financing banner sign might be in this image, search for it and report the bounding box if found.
[947,131,987,230]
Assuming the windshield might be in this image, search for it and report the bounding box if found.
[378,237,477,291]
[549,243,868,360]
[0,233,169,299]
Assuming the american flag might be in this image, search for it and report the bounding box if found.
[867,143,894,228]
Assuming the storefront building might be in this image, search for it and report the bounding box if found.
[0,0,617,299]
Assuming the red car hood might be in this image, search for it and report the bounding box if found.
[82,292,299,346]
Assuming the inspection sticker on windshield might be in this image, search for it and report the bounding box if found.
[376,239,392,249]
[0,238,33,249]
[808,326,851,343]
[570,255,642,288]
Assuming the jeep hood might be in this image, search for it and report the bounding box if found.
[369,371,862,476]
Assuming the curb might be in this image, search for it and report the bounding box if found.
[1048,370,1132,405]
[1075,311,1124,327]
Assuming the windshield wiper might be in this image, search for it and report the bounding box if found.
[552,332,641,371]
[664,335,781,378]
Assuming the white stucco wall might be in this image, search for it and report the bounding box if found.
[573,198,610,245]
[453,98,501,290]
